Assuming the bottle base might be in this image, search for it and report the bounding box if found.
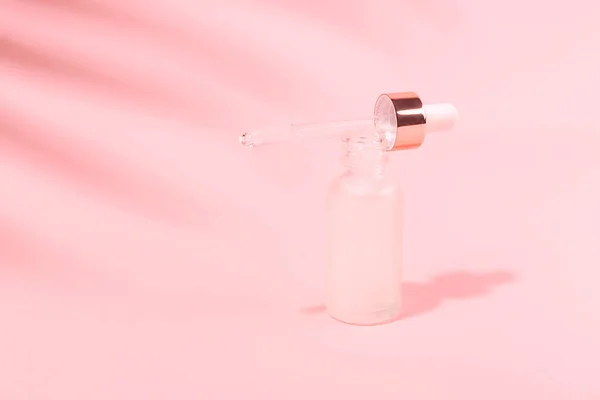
[326,306,401,326]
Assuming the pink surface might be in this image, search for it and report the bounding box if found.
[1,0,599,398]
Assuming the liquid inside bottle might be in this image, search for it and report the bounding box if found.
[325,133,403,325]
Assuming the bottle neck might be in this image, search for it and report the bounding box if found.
[342,134,388,176]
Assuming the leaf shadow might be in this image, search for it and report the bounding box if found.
[0,36,220,126]
[19,0,344,115]
[0,111,218,230]
[0,215,100,286]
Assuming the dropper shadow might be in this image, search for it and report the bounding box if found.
[299,270,515,321]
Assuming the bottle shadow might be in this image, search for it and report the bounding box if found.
[299,270,515,321]
[395,270,515,320]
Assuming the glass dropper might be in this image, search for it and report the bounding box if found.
[239,117,374,147]
[239,92,458,151]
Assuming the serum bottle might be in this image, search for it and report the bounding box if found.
[240,91,457,326]
[325,133,403,325]
[326,92,457,325]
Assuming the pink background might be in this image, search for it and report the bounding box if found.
[1,0,599,398]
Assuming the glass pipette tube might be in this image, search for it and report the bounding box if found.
[239,117,375,147]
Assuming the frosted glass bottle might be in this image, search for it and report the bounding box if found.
[325,134,403,325]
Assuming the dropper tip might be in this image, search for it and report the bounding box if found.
[239,132,253,147]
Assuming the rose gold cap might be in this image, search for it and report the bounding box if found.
[375,92,457,151]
